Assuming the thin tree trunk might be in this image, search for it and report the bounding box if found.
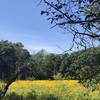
[0,72,18,98]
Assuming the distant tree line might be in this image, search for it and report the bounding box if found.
[0,40,100,82]
[0,40,30,82]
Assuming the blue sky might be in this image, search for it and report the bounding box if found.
[0,0,73,53]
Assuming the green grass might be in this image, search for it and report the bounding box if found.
[0,80,100,100]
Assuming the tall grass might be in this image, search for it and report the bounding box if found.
[0,80,100,100]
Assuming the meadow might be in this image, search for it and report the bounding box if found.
[0,80,100,100]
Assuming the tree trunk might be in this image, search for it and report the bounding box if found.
[0,72,18,98]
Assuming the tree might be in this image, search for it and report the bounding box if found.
[31,49,48,79]
[59,53,71,77]
[0,40,31,97]
[44,53,62,79]
[73,47,100,81]
[41,0,100,49]
[0,40,30,81]
[31,50,62,79]
[61,46,100,80]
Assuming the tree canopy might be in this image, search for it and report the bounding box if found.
[41,0,100,49]
[0,40,30,81]
[0,41,100,81]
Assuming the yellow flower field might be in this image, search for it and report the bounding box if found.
[8,80,86,95]
[0,80,100,100]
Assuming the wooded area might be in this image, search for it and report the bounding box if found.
[0,40,100,82]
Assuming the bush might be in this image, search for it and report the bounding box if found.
[40,94,59,100]
[4,93,23,100]
[80,79,100,91]
[53,73,64,80]
[4,92,59,100]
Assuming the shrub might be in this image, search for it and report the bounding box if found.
[53,73,64,80]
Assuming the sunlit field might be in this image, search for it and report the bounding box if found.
[0,80,100,100]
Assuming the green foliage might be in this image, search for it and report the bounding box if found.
[41,0,100,47]
[1,40,100,84]
[31,51,62,79]
[53,73,63,80]
[30,49,48,79]
[59,47,100,82]
[3,92,59,100]
[0,40,31,81]
[4,93,23,100]
[80,79,100,91]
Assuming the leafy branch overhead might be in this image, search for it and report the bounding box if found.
[41,0,100,49]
